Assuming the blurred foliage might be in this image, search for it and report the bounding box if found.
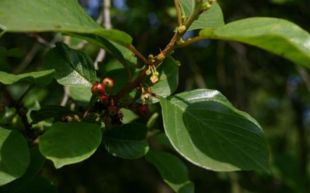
[0,0,309,193]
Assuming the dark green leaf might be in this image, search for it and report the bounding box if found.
[103,122,149,159]
[0,147,46,193]
[146,150,194,193]
[200,17,310,68]
[0,0,131,45]
[39,122,102,168]
[0,128,30,185]
[151,57,180,101]
[0,70,55,86]
[160,89,270,172]
[45,43,97,87]
[44,43,96,102]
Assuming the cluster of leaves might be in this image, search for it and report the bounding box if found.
[0,0,310,192]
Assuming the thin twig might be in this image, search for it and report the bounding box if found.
[177,36,207,48]
[95,0,112,69]
[60,86,70,106]
[174,0,183,26]
[14,43,41,73]
[127,44,149,65]
[116,1,204,100]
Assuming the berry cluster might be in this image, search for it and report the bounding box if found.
[90,77,151,127]
[91,77,115,102]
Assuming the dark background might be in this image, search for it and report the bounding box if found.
[0,0,309,192]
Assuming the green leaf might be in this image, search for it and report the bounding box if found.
[179,1,224,31]
[0,70,55,86]
[45,43,97,87]
[189,3,224,31]
[103,122,149,159]
[68,86,92,102]
[0,147,46,193]
[179,0,194,17]
[151,57,180,101]
[45,43,96,102]
[200,17,310,68]
[0,0,132,45]
[160,89,270,172]
[146,150,194,193]
[0,128,30,185]
[39,122,102,168]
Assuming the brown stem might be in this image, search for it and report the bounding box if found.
[177,36,207,48]
[116,0,204,101]
[127,44,149,65]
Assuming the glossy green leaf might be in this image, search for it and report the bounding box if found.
[45,43,97,87]
[0,128,30,185]
[179,1,224,31]
[0,70,55,86]
[39,122,102,168]
[0,0,132,45]
[146,150,194,193]
[151,57,180,101]
[200,17,310,68]
[103,122,149,159]
[45,43,96,102]
[160,89,270,172]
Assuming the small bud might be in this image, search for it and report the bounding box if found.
[91,82,106,95]
[202,2,212,11]
[177,25,187,34]
[102,77,115,88]
[150,75,159,83]
[146,67,152,75]
[156,52,165,61]
[209,0,217,4]
[100,95,109,104]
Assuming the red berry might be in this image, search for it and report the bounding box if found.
[102,77,115,88]
[138,104,149,116]
[91,82,106,95]
[100,95,109,104]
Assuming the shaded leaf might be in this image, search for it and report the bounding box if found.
[0,70,55,86]
[160,89,270,172]
[30,106,75,123]
[103,122,149,159]
[151,57,180,101]
[200,17,310,68]
[0,0,131,45]
[146,150,194,193]
[0,128,30,185]
[39,122,102,168]
[0,147,46,193]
